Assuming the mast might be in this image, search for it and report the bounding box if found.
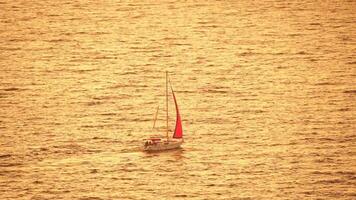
[166,71,169,140]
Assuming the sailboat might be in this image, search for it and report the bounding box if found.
[143,72,183,151]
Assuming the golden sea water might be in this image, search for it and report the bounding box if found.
[0,0,355,199]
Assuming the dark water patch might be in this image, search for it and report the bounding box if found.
[69,68,98,73]
[309,22,322,26]
[196,20,217,25]
[346,61,356,65]
[270,52,286,55]
[296,51,307,55]
[120,177,134,180]
[239,98,258,101]
[78,197,103,200]
[7,38,31,42]
[0,154,12,159]
[178,90,195,94]
[171,43,192,46]
[337,108,350,111]
[236,51,262,56]
[151,53,174,58]
[175,194,188,197]
[68,17,82,21]
[92,136,110,140]
[201,89,228,94]
[162,36,187,40]
[343,90,356,94]
[301,190,316,196]
[309,58,319,62]
[81,124,106,128]
[46,14,60,17]
[0,92,7,98]
[335,171,355,180]
[131,118,151,122]
[0,162,23,167]
[2,87,21,91]
[238,109,266,114]
[287,33,305,37]
[86,101,103,106]
[33,180,43,184]
[314,82,340,86]
[45,38,72,43]
[39,147,49,152]
[130,46,161,50]
[121,71,137,75]
[93,55,116,60]
[196,24,219,29]
[93,95,121,101]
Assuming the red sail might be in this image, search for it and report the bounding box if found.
[171,86,183,139]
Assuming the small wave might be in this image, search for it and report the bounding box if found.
[0,47,22,51]
[311,171,332,175]
[87,149,102,153]
[314,179,344,184]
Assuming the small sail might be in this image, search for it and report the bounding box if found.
[171,86,183,139]
[152,105,159,129]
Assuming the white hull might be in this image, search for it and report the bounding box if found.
[144,139,183,151]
